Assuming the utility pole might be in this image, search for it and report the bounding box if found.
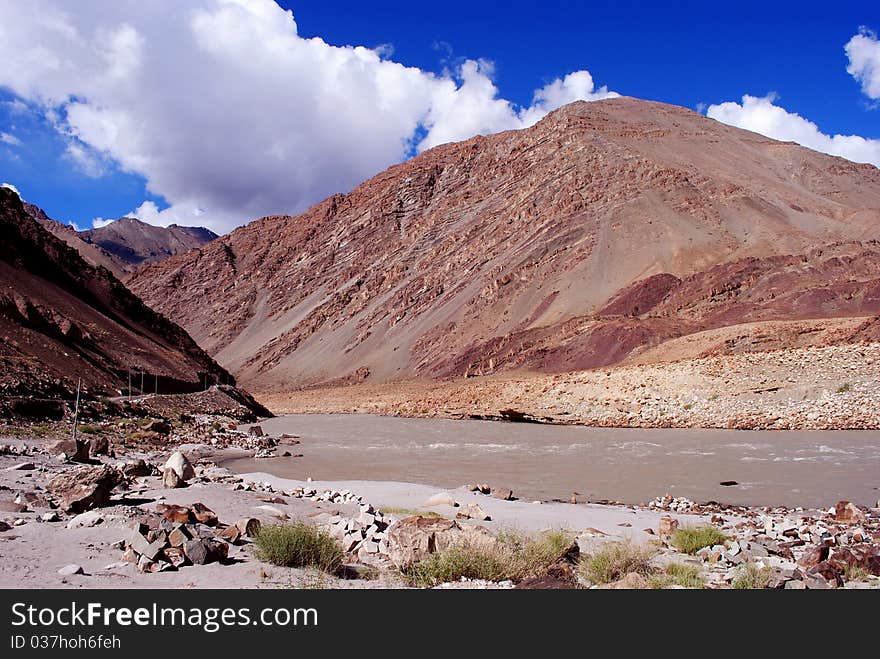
[127,369,132,401]
[140,371,144,395]
[155,373,158,395]
[71,378,81,444]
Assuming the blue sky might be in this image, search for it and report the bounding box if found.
[0,0,877,232]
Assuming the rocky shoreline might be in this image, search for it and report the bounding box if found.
[261,343,880,431]
[1,406,878,589]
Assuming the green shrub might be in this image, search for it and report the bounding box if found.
[670,526,729,554]
[77,424,101,434]
[402,530,574,588]
[579,541,655,585]
[648,562,705,589]
[254,522,344,574]
[380,507,444,519]
[836,383,852,394]
[731,562,770,589]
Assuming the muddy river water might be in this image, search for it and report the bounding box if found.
[223,414,880,508]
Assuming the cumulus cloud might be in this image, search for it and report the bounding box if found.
[0,131,21,146]
[91,217,115,228]
[0,0,616,232]
[846,28,880,100]
[706,94,880,167]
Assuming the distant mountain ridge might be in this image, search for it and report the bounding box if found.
[21,202,216,279]
[0,186,230,398]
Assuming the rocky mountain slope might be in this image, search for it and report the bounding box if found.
[24,203,216,279]
[0,187,230,398]
[127,97,880,393]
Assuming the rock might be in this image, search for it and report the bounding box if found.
[57,564,84,576]
[143,419,171,435]
[48,465,124,513]
[803,572,835,589]
[383,516,495,568]
[184,539,210,565]
[168,525,192,547]
[191,502,218,526]
[122,459,151,478]
[6,462,35,471]
[248,425,264,437]
[90,436,110,456]
[136,555,155,573]
[162,468,185,489]
[423,491,458,507]
[163,547,187,568]
[456,503,491,521]
[0,521,12,532]
[66,510,104,529]
[235,517,262,537]
[46,439,77,457]
[217,525,242,544]
[784,579,806,589]
[834,501,866,524]
[157,503,193,524]
[127,529,166,561]
[40,511,60,522]
[491,488,515,501]
[797,545,830,569]
[163,451,195,481]
[120,547,138,564]
[658,515,679,539]
[719,480,738,486]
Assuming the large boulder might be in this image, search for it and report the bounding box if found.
[48,465,124,513]
[833,501,866,524]
[383,515,495,568]
[163,451,195,481]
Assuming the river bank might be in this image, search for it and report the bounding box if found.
[258,343,880,431]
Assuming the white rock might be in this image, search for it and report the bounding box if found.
[423,492,457,507]
[163,451,195,481]
[58,564,84,576]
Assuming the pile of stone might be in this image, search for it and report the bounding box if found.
[0,443,34,456]
[647,494,696,512]
[118,502,260,573]
[677,500,880,589]
[327,504,390,560]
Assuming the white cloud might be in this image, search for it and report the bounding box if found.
[419,65,617,151]
[846,28,880,100]
[91,217,114,228]
[0,0,616,232]
[706,94,880,167]
[0,131,21,146]
[1,182,21,196]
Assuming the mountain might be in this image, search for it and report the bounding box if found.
[127,97,880,394]
[80,218,217,271]
[23,203,216,279]
[0,186,231,398]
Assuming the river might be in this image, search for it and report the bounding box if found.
[222,414,880,508]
